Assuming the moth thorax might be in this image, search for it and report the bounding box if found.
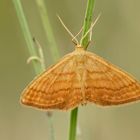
[75,54,85,75]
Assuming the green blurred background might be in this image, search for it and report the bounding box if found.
[0,0,140,140]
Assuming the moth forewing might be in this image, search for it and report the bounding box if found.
[84,51,140,106]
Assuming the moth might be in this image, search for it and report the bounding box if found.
[21,16,140,110]
[21,44,140,110]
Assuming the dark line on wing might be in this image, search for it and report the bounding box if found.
[86,82,135,92]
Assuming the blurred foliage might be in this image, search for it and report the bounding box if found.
[0,0,140,140]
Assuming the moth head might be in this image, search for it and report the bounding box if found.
[76,44,82,48]
[75,44,85,52]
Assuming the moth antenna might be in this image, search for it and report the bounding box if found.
[57,15,79,45]
[81,13,101,43]
[72,26,83,45]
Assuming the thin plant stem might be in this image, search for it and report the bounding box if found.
[69,108,78,140]
[46,112,55,140]
[33,38,46,71]
[80,0,95,50]
[13,1,55,140]
[12,0,42,74]
[36,0,60,62]
[69,0,95,140]
[35,1,61,140]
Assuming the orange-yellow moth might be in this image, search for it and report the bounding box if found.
[21,45,140,110]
